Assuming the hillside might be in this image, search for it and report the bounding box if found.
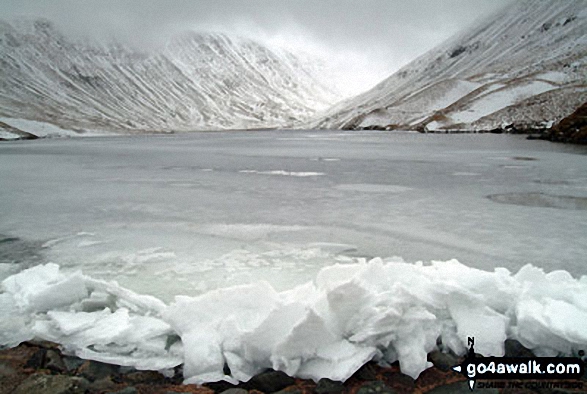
[313,0,587,132]
[0,19,339,133]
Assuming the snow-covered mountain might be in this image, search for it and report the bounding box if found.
[0,19,339,133]
[313,0,587,132]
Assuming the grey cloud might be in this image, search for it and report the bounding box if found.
[2,0,515,95]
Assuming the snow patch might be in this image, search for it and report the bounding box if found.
[2,260,586,383]
[0,118,114,138]
[450,81,557,124]
[537,71,568,84]
[0,130,20,140]
[0,118,81,138]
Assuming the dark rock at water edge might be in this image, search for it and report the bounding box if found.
[106,387,138,394]
[62,355,85,373]
[207,370,296,393]
[45,349,67,373]
[378,369,416,393]
[504,339,535,358]
[541,102,587,144]
[78,360,119,382]
[244,370,296,393]
[24,348,47,369]
[352,362,378,381]
[273,389,303,394]
[314,378,345,394]
[12,374,89,394]
[356,380,398,394]
[427,350,460,372]
[206,380,238,393]
[89,376,119,392]
[123,370,167,384]
[219,388,249,394]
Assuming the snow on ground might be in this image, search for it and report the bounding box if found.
[0,130,20,140]
[360,80,482,129]
[0,118,82,138]
[1,260,586,384]
[449,81,557,125]
[537,71,569,84]
[425,80,481,112]
[0,118,115,138]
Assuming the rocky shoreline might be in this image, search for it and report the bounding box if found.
[1,341,585,394]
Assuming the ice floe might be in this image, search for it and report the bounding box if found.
[1,259,586,384]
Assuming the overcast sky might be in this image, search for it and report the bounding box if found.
[3,0,514,96]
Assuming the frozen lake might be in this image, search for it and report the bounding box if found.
[1,131,587,301]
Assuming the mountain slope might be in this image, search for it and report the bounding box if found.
[0,19,339,133]
[313,0,587,132]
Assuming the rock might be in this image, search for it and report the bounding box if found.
[427,350,459,372]
[62,356,85,372]
[205,381,238,393]
[12,374,89,394]
[273,389,302,394]
[314,378,345,394]
[106,387,138,394]
[45,349,66,373]
[352,363,378,381]
[78,360,119,382]
[379,369,415,393]
[24,348,46,369]
[356,381,397,394]
[504,339,535,358]
[544,102,587,144]
[0,363,16,377]
[118,366,136,374]
[89,376,119,392]
[449,46,467,58]
[220,389,249,394]
[123,370,165,384]
[425,381,497,394]
[244,370,296,393]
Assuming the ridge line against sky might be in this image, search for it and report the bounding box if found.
[2,0,514,97]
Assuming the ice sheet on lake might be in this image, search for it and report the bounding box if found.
[1,260,586,383]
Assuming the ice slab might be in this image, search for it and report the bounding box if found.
[1,260,586,383]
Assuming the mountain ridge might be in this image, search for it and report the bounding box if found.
[312,0,587,132]
[0,19,339,133]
